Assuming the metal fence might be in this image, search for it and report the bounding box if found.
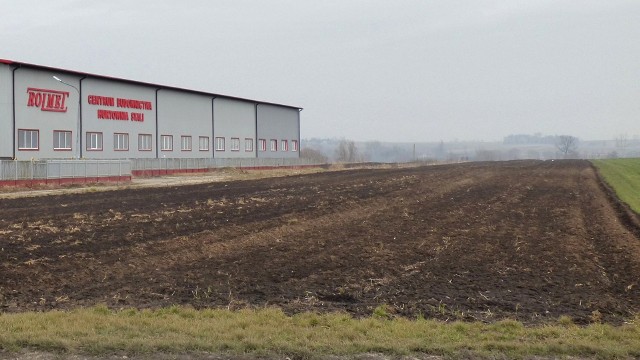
[0,160,132,182]
[130,157,321,172]
[0,157,322,183]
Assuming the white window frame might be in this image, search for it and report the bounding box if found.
[230,137,240,151]
[215,137,225,151]
[281,140,288,152]
[292,140,299,152]
[270,139,278,152]
[53,130,72,151]
[86,132,103,151]
[138,134,152,151]
[245,138,254,152]
[199,136,209,151]
[181,135,192,151]
[161,135,173,151]
[113,133,129,151]
[18,129,39,150]
[258,139,267,152]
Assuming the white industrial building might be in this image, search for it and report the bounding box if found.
[0,60,301,161]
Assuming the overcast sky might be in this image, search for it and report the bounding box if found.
[1,0,638,142]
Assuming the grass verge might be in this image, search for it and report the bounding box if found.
[592,158,640,213]
[1,306,639,359]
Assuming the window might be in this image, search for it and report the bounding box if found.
[114,133,129,151]
[281,140,288,152]
[199,136,209,151]
[86,132,103,151]
[18,129,39,150]
[53,130,72,150]
[181,136,192,151]
[258,139,266,152]
[292,140,298,152]
[161,135,173,151]
[245,138,254,152]
[215,137,225,151]
[230,138,240,151]
[270,139,277,152]
[138,134,152,151]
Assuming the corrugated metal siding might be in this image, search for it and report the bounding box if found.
[14,67,81,159]
[82,77,157,159]
[157,90,213,158]
[257,104,300,159]
[0,64,13,158]
[213,98,256,159]
[7,64,301,161]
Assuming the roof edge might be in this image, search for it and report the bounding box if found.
[2,59,302,110]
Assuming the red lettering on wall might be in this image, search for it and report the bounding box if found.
[131,112,144,122]
[97,109,130,121]
[26,88,69,112]
[116,98,152,110]
[87,95,115,106]
[88,94,151,123]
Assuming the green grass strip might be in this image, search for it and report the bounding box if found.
[592,158,640,213]
[1,306,639,359]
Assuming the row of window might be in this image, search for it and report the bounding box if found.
[17,129,299,153]
[213,137,298,152]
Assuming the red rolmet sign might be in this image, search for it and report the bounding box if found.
[27,88,69,112]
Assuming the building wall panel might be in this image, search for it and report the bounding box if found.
[0,64,13,158]
[14,67,80,160]
[82,78,157,159]
[157,90,213,158]
[257,104,300,159]
[213,98,256,158]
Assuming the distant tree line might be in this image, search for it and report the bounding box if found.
[300,148,329,163]
[301,133,640,163]
[504,133,563,145]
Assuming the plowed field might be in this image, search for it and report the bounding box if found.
[1,160,639,324]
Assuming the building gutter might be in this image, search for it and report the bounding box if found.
[78,76,87,158]
[211,97,216,159]
[155,88,161,159]
[298,109,302,158]
[255,104,259,158]
[11,65,21,160]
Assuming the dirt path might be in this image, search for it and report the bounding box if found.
[1,160,639,324]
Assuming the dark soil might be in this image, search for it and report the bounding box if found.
[1,160,639,324]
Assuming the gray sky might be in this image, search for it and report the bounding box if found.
[1,0,638,142]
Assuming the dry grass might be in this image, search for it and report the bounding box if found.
[1,306,639,359]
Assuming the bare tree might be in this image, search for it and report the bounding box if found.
[556,135,578,158]
[335,139,359,163]
[300,148,328,163]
